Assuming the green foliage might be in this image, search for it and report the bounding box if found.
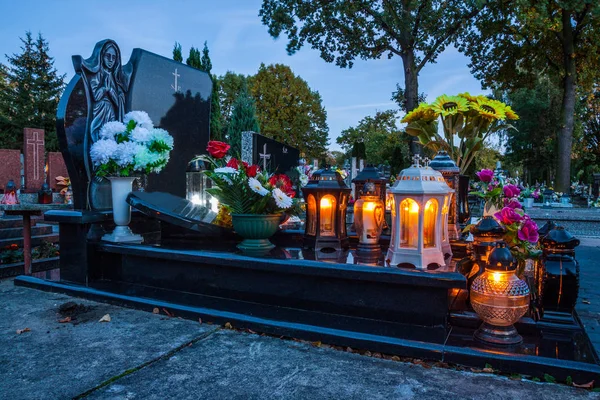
[172,42,183,62]
[0,32,65,151]
[391,85,426,112]
[336,110,410,176]
[200,41,212,73]
[543,373,556,384]
[218,71,248,135]
[248,63,329,160]
[259,0,487,116]
[566,376,573,386]
[186,47,201,69]
[227,82,260,156]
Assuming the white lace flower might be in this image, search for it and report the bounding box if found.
[149,128,174,149]
[114,141,140,167]
[248,177,269,196]
[124,111,153,130]
[130,126,152,144]
[272,188,292,209]
[99,121,126,140]
[90,139,118,166]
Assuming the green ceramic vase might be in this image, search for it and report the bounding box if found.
[231,214,282,254]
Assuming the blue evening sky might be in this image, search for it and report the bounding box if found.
[0,0,488,151]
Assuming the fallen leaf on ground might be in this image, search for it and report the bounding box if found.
[98,314,111,323]
[483,367,494,373]
[470,368,483,373]
[224,322,233,329]
[582,300,591,305]
[391,356,400,362]
[162,308,174,317]
[152,308,159,314]
[573,380,595,389]
[346,347,353,353]
[198,318,202,324]
[59,316,71,323]
[16,328,31,334]
[312,341,322,347]
[247,329,256,334]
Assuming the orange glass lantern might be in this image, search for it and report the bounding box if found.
[354,182,385,259]
[302,167,351,251]
[387,156,453,269]
[471,242,530,345]
[351,165,387,203]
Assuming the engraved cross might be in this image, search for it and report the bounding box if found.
[26,132,44,180]
[171,68,181,92]
[259,144,271,171]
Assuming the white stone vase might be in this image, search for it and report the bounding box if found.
[483,201,499,217]
[102,177,143,243]
[523,198,534,209]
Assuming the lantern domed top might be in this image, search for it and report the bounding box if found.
[305,167,349,190]
[542,226,580,250]
[429,151,460,173]
[390,155,451,195]
[487,242,517,271]
[352,165,386,184]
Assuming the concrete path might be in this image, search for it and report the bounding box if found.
[577,238,600,354]
[0,279,596,400]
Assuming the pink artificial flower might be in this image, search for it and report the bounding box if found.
[494,207,523,226]
[518,219,539,244]
[503,184,521,198]
[504,198,522,209]
[476,169,494,183]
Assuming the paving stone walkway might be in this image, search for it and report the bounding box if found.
[1,277,598,399]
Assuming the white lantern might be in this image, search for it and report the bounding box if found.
[387,155,453,269]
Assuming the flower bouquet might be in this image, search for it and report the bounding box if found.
[89,111,174,243]
[470,168,522,215]
[197,141,297,253]
[402,93,518,174]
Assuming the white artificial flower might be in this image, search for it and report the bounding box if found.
[272,188,292,209]
[124,111,153,130]
[90,139,118,166]
[149,128,174,149]
[130,126,152,144]
[248,177,269,196]
[114,141,140,167]
[214,167,238,175]
[134,147,160,170]
[299,174,309,187]
[99,121,126,140]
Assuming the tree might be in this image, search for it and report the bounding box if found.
[219,71,248,132]
[458,0,600,192]
[173,42,183,62]
[186,47,201,69]
[248,63,329,160]
[200,41,212,73]
[259,0,487,154]
[227,81,260,156]
[336,110,410,176]
[0,32,65,151]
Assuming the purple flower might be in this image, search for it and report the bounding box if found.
[503,184,521,198]
[476,169,494,183]
[504,198,522,209]
[494,207,523,226]
[518,219,539,244]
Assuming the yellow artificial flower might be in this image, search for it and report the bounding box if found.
[401,103,438,123]
[471,98,507,120]
[458,92,489,103]
[430,94,470,117]
[504,105,519,120]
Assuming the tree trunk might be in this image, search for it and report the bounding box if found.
[402,52,420,155]
[556,11,576,193]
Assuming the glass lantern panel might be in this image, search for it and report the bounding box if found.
[307,194,317,236]
[400,198,419,248]
[320,195,336,237]
[424,199,438,248]
[442,196,449,242]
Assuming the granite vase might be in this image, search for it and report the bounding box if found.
[102,177,143,243]
[231,213,281,255]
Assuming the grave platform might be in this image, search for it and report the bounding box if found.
[14,207,600,383]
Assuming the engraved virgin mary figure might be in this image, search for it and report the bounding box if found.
[80,40,129,141]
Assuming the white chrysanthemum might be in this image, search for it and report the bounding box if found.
[124,111,153,130]
[130,126,152,144]
[299,174,309,187]
[272,188,292,209]
[149,128,174,149]
[99,121,126,140]
[114,141,140,167]
[90,139,118,166]
[134,147,161,170]
[248,177,269,196]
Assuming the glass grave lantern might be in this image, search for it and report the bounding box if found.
[386,155,452,269]
[186,159,212,209]
[354,181,385,261]
[471,242,530,346]
[302,167,351,251]
[429,151,460,241]
[351,165,387,203]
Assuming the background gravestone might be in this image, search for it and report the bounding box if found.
[241,131,300,174]
[48,152,69,191]
[23,128,45,192]
[56,40,212,210]
[0,150,21,190]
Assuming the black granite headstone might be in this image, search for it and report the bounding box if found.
[240,131,300,174]
[56,39,212,210]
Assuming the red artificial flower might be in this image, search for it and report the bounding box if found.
[246,165,260,178]
[226,157,240,170]
[476,169,494,183]
[503,184,521,199]
[503,198,522,209]
[206,141,230,159]
[494,207,523,226]
[268,174,295,198]
[518,219,539,244]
